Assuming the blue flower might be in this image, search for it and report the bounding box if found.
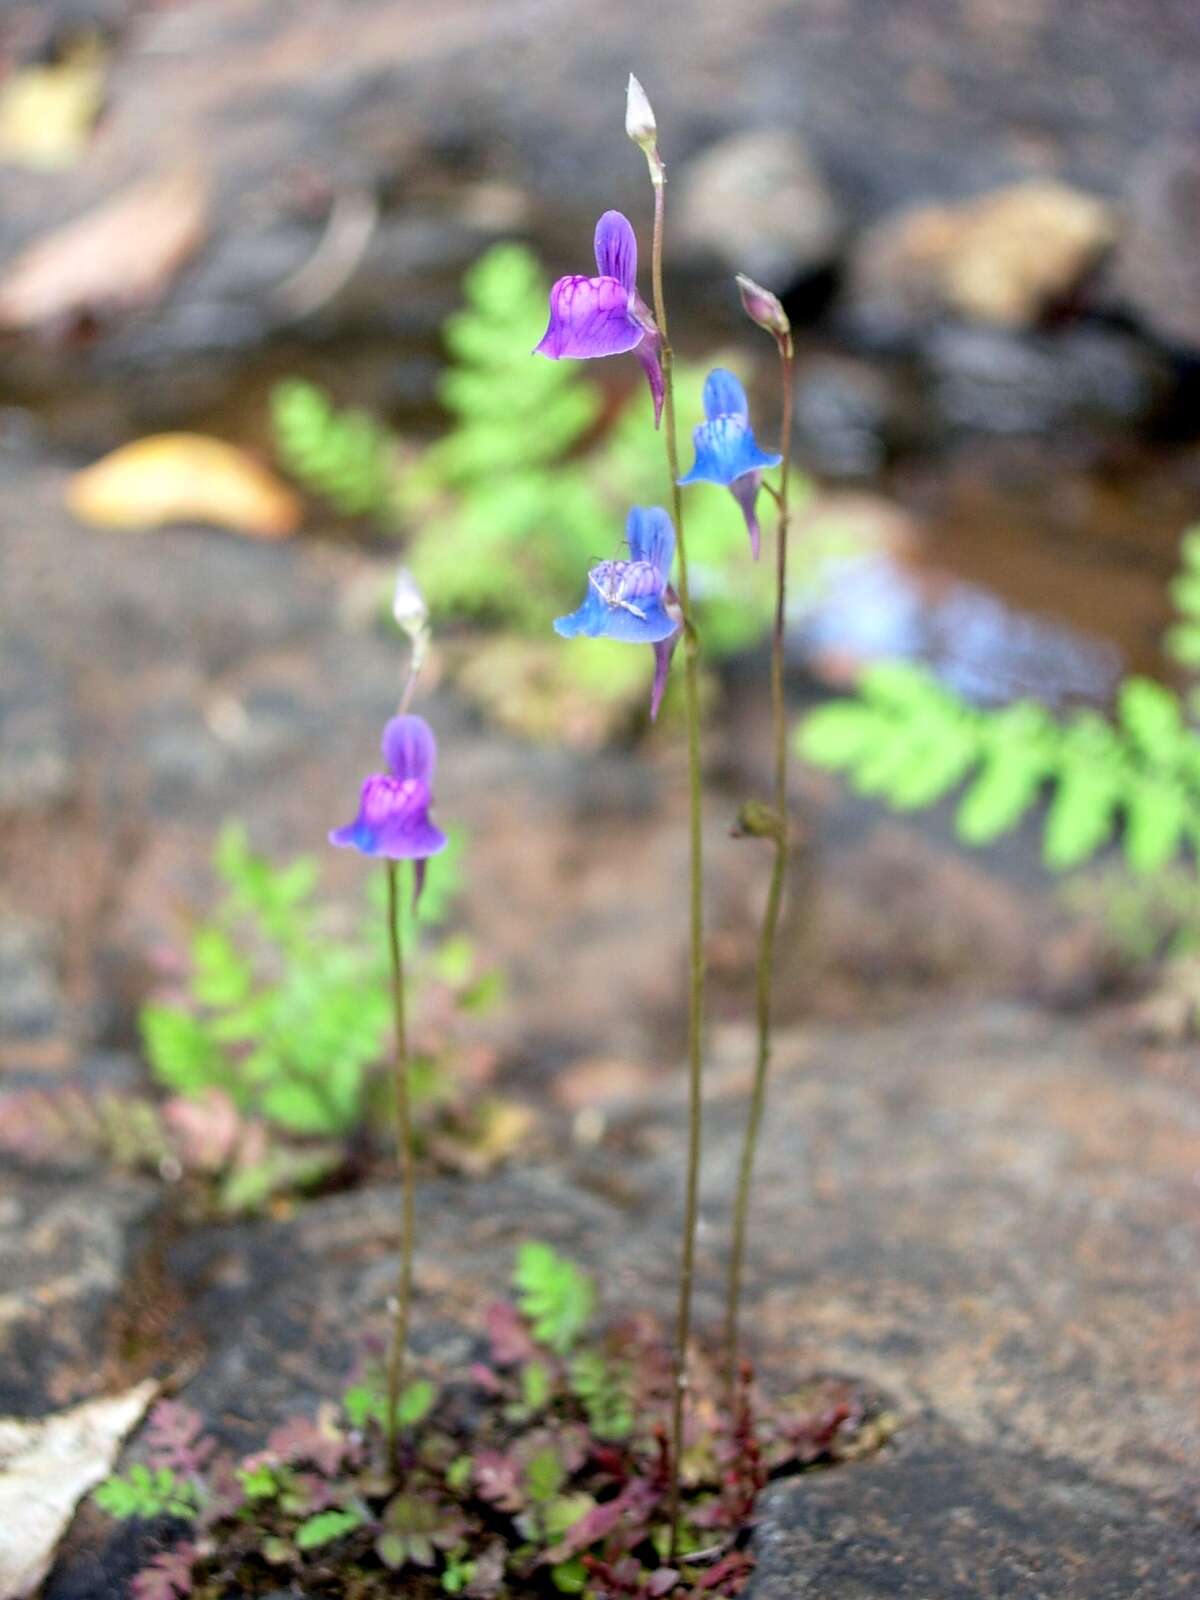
[329,714,448,862]
[555,506,683,720]
[678,368,781,558]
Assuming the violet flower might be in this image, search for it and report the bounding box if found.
[534,210,664,426]
[678,368,782,558]
[554,505,683,721]
[329,714,447,867]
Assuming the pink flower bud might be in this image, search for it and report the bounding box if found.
[735,273,792,346]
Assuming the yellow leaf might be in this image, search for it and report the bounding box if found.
[0,42,106,171]
[67,434,302,539]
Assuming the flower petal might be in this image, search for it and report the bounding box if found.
[702,367,750,421]
[329,773,446,860]
[593,210,638,293]
[534,275,643,360]
[678,415,782,487]
[625,505,675,582]
[554,586,677,644]
[381,713,437,783]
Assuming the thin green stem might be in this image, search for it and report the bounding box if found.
[649,164,707,1565]
[724,335,795,1398]
[383,859,415,1480]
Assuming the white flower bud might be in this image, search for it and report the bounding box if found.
[625,73,658,152]
[391,566,429,637]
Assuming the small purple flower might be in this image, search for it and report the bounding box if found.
[534,211,664,427]
[555,506,683,721]
[329,714,447,863]
[678,369,782,559]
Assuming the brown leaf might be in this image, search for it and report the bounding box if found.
[0,169,207,330]
[67,433,301,539]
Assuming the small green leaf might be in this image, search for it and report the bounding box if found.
[397,1379,437,1427]
[524,1447,565,1505]
[513,1242,595,1355]
[140,1005,229,1097]
[551,1557,588,1594]
[295,1508,363,1550]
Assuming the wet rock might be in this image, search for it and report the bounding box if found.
[921,321,1167,437]
[676,129,845,288]
[0,912,65,1061]
[0,633,74,812]
[1115,131,1200,353]
[847,180,1116,342]
[0,1169,161,1415]
[747,1418,1197,1599]
[792,354,910,477]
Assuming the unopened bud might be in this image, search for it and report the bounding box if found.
[732,800,785,843]
[391,566,429,638]
[736,273,792,351]
[625,73,658,153]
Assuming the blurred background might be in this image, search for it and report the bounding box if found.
[3,7,1200,1583]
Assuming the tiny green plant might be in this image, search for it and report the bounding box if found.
[95,1245,879,1600]
[139,820,497,1140]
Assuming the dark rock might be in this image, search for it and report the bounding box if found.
[921,322,1168,437]
[0,1169,161,1414]
[0,912,65,1055]
[792,353,908,477]
[1115,131,1200,353]
[748,1418,1198,1598]
[0,632,74,812]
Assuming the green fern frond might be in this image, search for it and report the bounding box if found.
[798,656,1200,875]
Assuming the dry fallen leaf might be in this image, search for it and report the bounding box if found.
[0,42,106,170]
[67,433,302,539]
[0,1380,157,1599]
[0,169,207,330]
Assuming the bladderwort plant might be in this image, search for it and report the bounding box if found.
[535,79,707,1558]
[329,570,448,1477]
[537,76,801,1558]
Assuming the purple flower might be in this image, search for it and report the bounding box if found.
[534,211,664,427]
[555,506,683,721]
[678,369,782,558]
[329,714,447,862]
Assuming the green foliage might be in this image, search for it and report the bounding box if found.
[93,1464,197,1521]
[271,243,798,676]
[139,823,497,1141]
[799,656,1200,875]
[272,378,397,521]
[1165,525,1200,679]
[294,1508,365,1550]
[569,1349,633,1441]
[512,1241,595,1355]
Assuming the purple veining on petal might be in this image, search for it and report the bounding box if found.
[593,210,638,293]
[625,504,675,582]
[702,367,750,421]
[329,761,447,862]
[730,471,764,560]
[534,275,643,360]
[382,713,437,784]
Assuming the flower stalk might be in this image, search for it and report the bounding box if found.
[383,858,415,1479]
[723,280,795,1397]
[638,107,707,1566]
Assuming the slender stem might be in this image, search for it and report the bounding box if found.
[649,163,707,1565]
[383,859,415,1479]
[723,336,795,1397]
